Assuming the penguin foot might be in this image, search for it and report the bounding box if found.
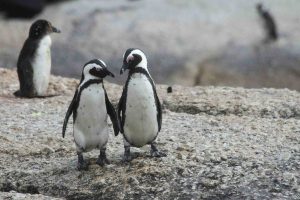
[77,153,89,171]
[150,150,167,157]
[96,149,110,166]
[122,146,133,162]
[77,160,89,171]
[150,143,167,157]
[96,156,110,166]
[122,153,133,162]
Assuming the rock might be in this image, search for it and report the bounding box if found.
[0,191,63,200]
[0,0,300,89]
[191,43,300,91]
[0,68,299,199]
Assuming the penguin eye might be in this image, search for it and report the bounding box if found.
[95,67,101,71]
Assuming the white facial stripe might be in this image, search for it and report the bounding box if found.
[130,49,143,55]
[127,49,148,69]
[98,59,106,67]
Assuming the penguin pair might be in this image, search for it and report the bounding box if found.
[63,48,166,170]
[15,19,60,98]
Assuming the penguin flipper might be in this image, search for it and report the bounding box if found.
[154,89,162,132]
[16,60,34,97]
[105,91,120,136]
[117,87,127,134]
[148,77,162,132]
[62,90,78,138]
[16,39,37,97]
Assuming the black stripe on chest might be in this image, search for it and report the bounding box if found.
[73,79,103,121]
[121,67,156,119]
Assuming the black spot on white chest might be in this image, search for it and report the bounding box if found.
[77,85,106,117]
[126,75,157,113]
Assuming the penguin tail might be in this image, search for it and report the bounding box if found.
[13,91,59,98]
[13,90,21,97]
[35,94,60,98]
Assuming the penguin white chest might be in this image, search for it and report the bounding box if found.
[124,74,158,147]
[32,35,52,95]
[74,84,108,152]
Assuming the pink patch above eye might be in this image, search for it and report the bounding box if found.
[126,55,134,63]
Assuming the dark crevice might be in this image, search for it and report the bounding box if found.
[0,181,39,195]
[163,101,300,119]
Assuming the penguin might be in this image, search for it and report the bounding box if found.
[256,3,278,43]
[62,59,119,170]
[14,19,60,98]
[118,48,166,162]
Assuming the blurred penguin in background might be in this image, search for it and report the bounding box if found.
[256,3,278,43]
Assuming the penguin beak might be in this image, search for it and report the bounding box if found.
[120,63,128,75]
[105,68,115,78]
[120,54,135,74]
[52,26,61,33]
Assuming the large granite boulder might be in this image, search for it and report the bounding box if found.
[0,68,299,199]
[0,0,299,88]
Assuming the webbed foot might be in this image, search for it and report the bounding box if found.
[150,143,167,157]
[96,149,110,166]
[122,146,133,162]
[77,153,89,171]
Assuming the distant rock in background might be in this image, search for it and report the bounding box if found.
[191,42,300,91]
[0,0,299,89]
[0,0,66,18]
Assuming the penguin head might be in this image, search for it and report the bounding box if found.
[120,48,148,74]
[81,59,115,81]
[256,3,264,12]
[29,19,61,39]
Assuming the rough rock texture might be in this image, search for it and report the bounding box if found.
[0,191,63,200]
[191,42,300,91]
[0,0,300,87]
[0,68,300,199]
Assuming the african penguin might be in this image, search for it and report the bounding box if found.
[256,3,278,43]
[14,19,60,98]
[118,48,166,162]
[62,59,119,170]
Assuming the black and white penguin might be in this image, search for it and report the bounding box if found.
[256,3,278,43]
[62,59,119,170]
[14,19,60,98]
[118,48,166,162]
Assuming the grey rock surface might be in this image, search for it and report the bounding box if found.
[0,191,63,200]
[0,0,299,88]
[190,42,300,90]
[0,68,299,199]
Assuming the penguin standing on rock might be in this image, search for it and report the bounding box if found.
[62,59,119,170]
[14,19,60,98]
[256,3,278,43]
[118,48,166,162]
